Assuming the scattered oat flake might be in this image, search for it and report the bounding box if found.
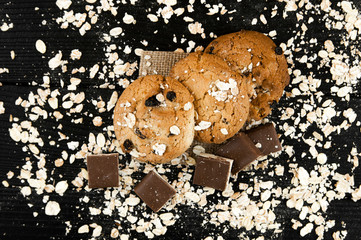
[0,102,4,114]
[92,225,102,237]
[297,167,309,186]
[123,13,135,24]
[185,192,200,203]
[300,223,313,237]
[56,0,72,10]
[48,51,63,69]
[78,225,89,234]
[317,153,328,164]
[147,14,158,22]
[21,186,31,196]
[2,180,9,187]
[55,181,68,196]
[188,22,204,35]
[111,228,119,238]
[92,116,103,126]
[35,40,46,54]
[110,27,123,36]
[193,145,205,155]
[70,49,82,60]
[89,64,99,78]
[125,196,140,206]
[0,68,9,74]
[96,133,106,148]
[45,201,61,216]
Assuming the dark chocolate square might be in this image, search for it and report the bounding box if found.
[193,153,233,191]
[246,123,282,155]
[215,132,262,175]
[87,153,119,188]
[134,170,176,212]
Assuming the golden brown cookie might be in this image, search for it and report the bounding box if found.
[169,52,249,144]
[205,30,290,121]
[113,75,195,164]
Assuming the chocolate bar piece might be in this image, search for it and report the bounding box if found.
[215,132,262,175]
[246,123,282,155]
[87,153,119,188]
[193,153,233,191]
[134,170,176,212]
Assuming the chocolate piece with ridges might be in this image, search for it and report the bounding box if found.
[87,153,119,188]
[134,170,176,212]
[215,132,262,175]
[193,153,233,191]
[245,123,282,155]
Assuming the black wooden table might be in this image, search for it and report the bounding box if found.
[1,0,361,239]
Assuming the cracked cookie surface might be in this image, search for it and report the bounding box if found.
[170,52,249,144]
[113,75,195,164]
[205,30,290,121]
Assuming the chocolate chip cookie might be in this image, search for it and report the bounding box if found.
[113,75,195,164]
[169,52,249,144]
[205,30,290,121]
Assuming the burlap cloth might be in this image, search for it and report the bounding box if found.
[139,51,218,157]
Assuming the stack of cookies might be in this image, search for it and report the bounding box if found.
[113,30,289,164]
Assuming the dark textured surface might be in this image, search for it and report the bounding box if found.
[0,0,361,240]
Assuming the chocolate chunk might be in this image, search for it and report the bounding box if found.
[145,95,161,107]
[135,128,146,139]
[193,153,233,191]
[134,170,176,212]
[87,153,119,188]
[166,91,176,101]
[246,123,282,155]
[123,139,134,150]
[215,132,262,175]
[208,46,215,54]
[275,46,283,55]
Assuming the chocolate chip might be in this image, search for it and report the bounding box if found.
[275,46,283,55]
[243,71,251,77]
[145,95,161,107]
[135,128,146,139]
[123,139,134,150]
[166,91,176,101]
[208,46,215,54]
